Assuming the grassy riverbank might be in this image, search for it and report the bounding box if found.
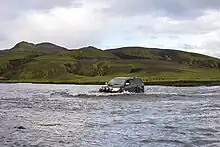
[1,41,220,86]
[1,78,220,87]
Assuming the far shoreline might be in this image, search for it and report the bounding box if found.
[1,80,220,87]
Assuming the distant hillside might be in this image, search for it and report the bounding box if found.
[36,42,68,53]
[0,41,220,84]
[10,41,68,53]
[0,50,8,56]
[109,47,220,68]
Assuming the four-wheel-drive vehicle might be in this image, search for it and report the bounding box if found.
[99,77,145,93]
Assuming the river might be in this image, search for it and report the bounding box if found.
[0,83,220,147]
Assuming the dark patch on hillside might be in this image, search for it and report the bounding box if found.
[110,49,151,59]
[0,50,9,56]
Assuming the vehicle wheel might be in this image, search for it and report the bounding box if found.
[135,87,140,93]
[141,86,144,93]
[136,86,144,93]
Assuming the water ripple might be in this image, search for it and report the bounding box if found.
[0,84,220,147]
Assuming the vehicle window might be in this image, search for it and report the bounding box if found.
[128,79,135,85]
[108,78,126,86]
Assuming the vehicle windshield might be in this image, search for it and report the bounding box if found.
[107,78,126,86]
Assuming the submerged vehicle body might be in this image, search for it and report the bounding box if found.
[99,77,145,93]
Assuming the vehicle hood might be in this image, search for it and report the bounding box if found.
[106,85,123,88]
[100,86,122,90]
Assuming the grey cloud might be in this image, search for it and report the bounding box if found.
[136,17,219,35]
[168,36,179,40]
[0,0,80,20]
[104,0,220,19]
[149,36,158,39]
[0,0,76,10]
[24,0,81,10]
[0,0,220,58]
[0,35,7,42]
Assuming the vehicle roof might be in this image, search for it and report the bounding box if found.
[112,77,141,80]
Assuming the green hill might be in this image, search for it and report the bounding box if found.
[0,41,220,85]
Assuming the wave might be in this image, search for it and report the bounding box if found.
[50,90,142,98]
[49,87,220,99]
[141,139,189,146]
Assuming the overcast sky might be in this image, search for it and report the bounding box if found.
[0,0,220,57]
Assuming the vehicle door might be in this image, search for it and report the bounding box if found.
[135,78,145,92]
[124,79,136,92]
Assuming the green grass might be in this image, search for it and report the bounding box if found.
[0,42,220,86]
